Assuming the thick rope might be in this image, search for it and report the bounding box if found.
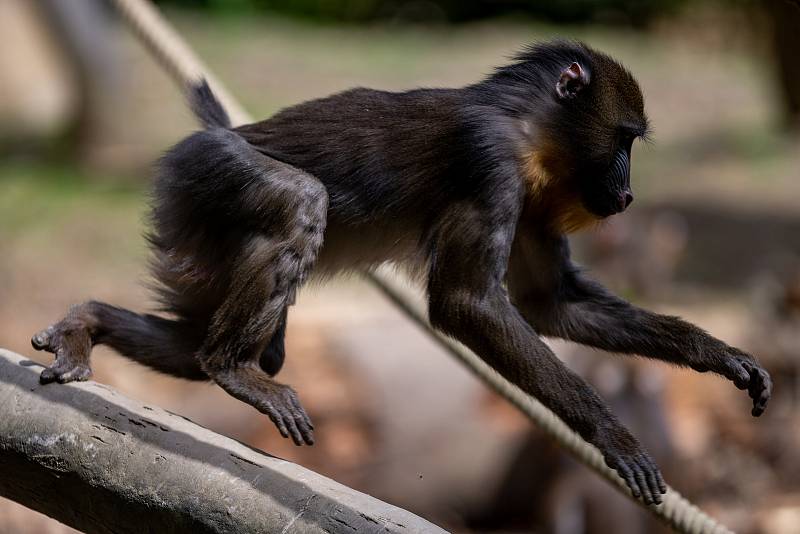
[107,1,734,531]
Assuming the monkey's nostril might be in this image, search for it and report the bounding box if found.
[624,192,634,208]
[614,192,633,213]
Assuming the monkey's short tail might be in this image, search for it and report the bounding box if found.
[187,79,231,129]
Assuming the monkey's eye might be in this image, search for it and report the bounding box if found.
[619,131,636,150]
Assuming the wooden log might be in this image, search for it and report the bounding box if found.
[0,349,446,534]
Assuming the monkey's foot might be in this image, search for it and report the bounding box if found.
[595,428,666,505]
[31,319,93,385]
[245,382,314,446]
[717,350,772,417]
[210,368,314,446]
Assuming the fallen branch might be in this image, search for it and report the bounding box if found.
[0,349,445,534]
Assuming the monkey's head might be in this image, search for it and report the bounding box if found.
[550,47,648,219]
[492,41,650,228]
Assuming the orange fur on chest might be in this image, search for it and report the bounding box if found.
[520,149,598,234]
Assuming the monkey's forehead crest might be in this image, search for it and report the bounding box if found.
[501,39,645,111]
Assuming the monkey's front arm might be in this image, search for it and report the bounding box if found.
[424,184,667,505]
[507,233,772,418]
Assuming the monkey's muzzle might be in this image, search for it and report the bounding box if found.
[600,148,633,215]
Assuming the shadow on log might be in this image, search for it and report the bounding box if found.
[0,349,445,534]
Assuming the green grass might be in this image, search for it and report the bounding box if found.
[0,161,141,231]
[0,161,147,265]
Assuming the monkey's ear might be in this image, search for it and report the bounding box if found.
[556,62,590,100]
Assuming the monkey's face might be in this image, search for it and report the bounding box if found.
[548,56,648,221]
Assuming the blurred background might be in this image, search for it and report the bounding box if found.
[1,0,799,532]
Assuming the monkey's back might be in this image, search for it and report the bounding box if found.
[235,88,474,227]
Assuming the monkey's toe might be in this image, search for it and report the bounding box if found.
[40,361,92,385]
[258,385,315,446]
[31,327,56,352]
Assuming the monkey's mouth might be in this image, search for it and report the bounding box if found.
[590,206,617,218]
[586,201,624,219]
[585,190,634,218]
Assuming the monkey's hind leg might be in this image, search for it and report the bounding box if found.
[31,301,207,383]
[200,233,322,445]
[195,157,328,445]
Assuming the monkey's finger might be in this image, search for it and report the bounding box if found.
[750,368,772,417]
[748,378,765,408]
[650,458,668,494]
[613,461,641,499]
[304,412,315,431]
[727,361,750,390]
[638,456,663,504]
[632,464,653,505]
[655,472,668,495]
[755,385,771,417]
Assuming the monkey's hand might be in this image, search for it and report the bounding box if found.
[593,423,667,505]
[690,347,772,417]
